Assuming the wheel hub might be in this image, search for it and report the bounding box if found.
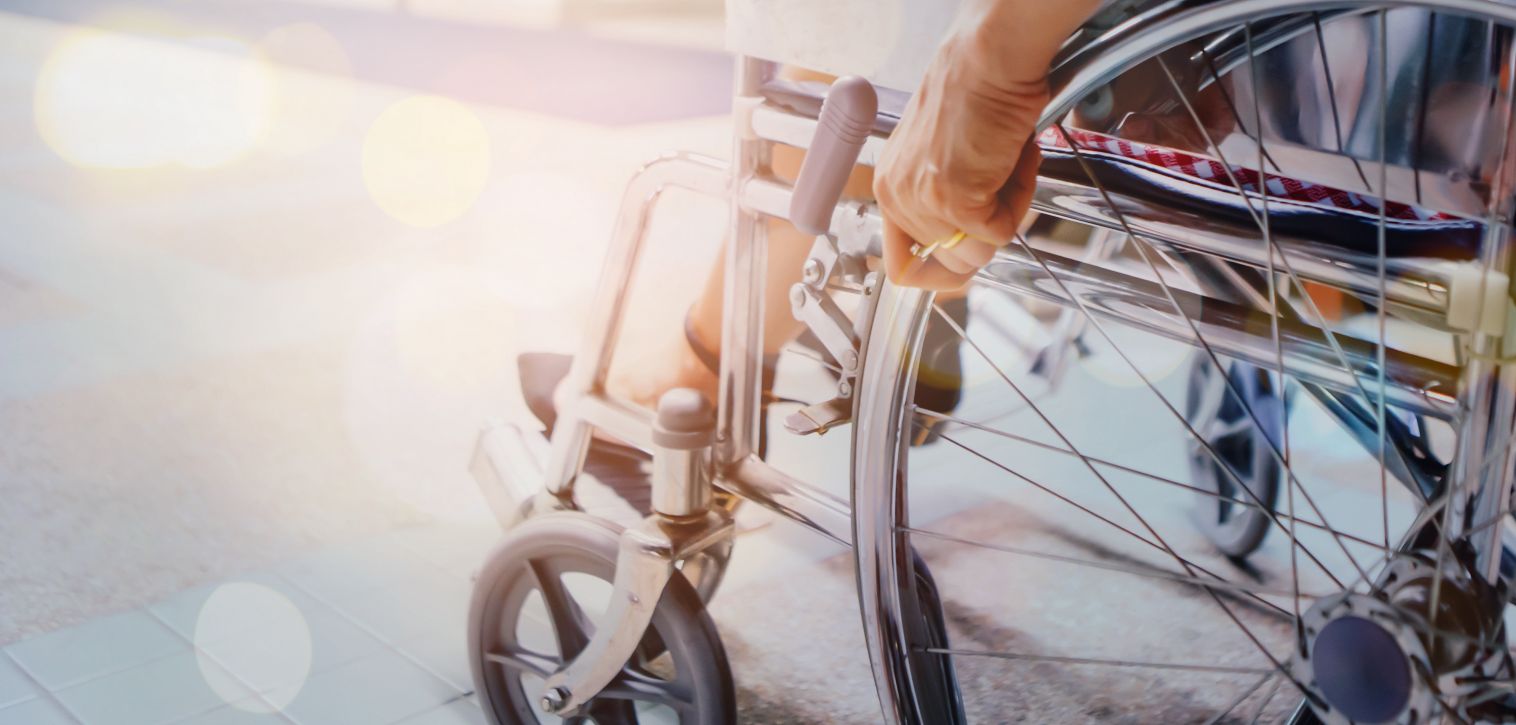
[1311,614,1413,722]
[1294,555,1509,724]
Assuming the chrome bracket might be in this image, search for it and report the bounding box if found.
[540,510,733,717]
[540,389,733,717]
[785,222,884,436]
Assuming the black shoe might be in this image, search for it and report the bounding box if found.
[793,297,968,429]
[914,296,968,416]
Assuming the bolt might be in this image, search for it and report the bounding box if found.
[789,285,807,311]
[841,349,859,371]
[862,272,880,295]
[540,687,569,713]
[837,380,853,397]
[802,258,824,285]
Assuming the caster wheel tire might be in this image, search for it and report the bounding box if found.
[468,512,735,724]
[1184,355,1284,559]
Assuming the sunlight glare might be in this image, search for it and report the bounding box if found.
[34,29,271,169]
[258,23,354,156]
[362,95,491,227]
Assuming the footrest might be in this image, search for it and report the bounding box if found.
[470,421,549,528]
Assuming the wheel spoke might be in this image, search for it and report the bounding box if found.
[526,559,593,658]
[1246,18,1307,651]
[598,665,696,712]
[1248,674,1284,724]
[1375,7,1393,561]
[920,647,1272,675]
[1202,52,1282,174]
[485,648,558,679]
[1157,51,1428,519]
[1204,415,1254,443]
[1051,120,1372,586]
[1161,42,1431,519]
[905,526,1321,600]
[1311,12,1373,191]
[937,432,1296,620]
[935,304,1314,600]
[916,408,1394,554]
[582,698,639,723]
[1205,673,1275,725]
[1429,18,1516,664]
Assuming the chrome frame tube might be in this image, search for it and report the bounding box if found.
[1030,174,1452,314]
[1448,221,1516,585]
[541,152,729,497]
[974,244,1460,419]
[715,56,775,468]
[749,101,1454,316]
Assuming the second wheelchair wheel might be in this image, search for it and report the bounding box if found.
[468,512,735,724]
[1183,354,1283,559]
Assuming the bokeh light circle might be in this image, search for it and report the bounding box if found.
[194,582,313,713]
[362,95,491,227]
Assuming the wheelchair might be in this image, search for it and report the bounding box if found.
[466,2,1516,722]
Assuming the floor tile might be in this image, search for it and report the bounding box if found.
[0,696,76,725]
[386,525,499,573]
[53,651,249,725]
[394,698,487,725]
[5,611,185,690]
[148,573,323,642]
[278,650,457,725]
[0,655,38,709]
[277,542,443,605]
[172,698,292,724]
[324,570,472,646]
[198,607,385,696]
[393,626,470,693]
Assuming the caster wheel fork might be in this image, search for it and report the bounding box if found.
[468,512,735,724]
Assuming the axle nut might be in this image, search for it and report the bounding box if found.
[540,687,569,713]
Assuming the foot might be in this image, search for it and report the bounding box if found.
[604,324,720,411]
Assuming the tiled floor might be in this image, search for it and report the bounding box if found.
[0,524,501,725]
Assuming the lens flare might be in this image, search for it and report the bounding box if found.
[34,29,270,169]
[194,582,313,713]
[258,23,355,156]
[362,95,491,227]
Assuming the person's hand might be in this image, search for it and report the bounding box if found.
[875,0,1100,290]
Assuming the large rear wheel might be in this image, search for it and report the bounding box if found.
[853,3,1516,722]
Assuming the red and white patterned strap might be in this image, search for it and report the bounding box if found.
[1039,126,1455,222]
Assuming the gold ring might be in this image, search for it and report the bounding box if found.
[910,230,968,260]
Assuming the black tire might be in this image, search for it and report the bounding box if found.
[901,548,966,724]
[1184,355,1284,559]
[468,512,735,724]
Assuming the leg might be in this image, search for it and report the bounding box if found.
[606,66,878,410]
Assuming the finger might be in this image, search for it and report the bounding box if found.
[906,257,978,291]
[983,140,1043,244]
[933,237,997,275]
[881,215,922,284]
[882,217,977,291]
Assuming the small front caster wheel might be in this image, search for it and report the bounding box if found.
[1184,355,1284,559]
[468,512,735,724]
